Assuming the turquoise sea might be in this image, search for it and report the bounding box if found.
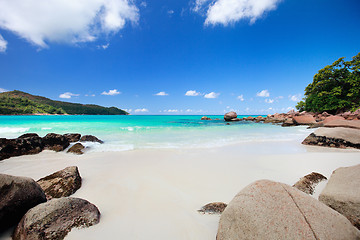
[0,115,312,152]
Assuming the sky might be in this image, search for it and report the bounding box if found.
[0,0,359,115]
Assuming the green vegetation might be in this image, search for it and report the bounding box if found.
[296,52,360,114]
[0,90,129,115]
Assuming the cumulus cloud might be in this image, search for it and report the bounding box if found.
[237,95,244,101]
[99,43,109,50]
[102,89,121,96]
[204,92,219,98]
[0,0,139,48]
[167,10,175,15]
[289,94,301,102]
[256,89,270,97]
[124,108,132,112]
[134,108,148,113]
[185,90,200,96]
[265,98,274,103]
[59,92,80,99]
[0,34,7,52]
[155,91,169,96]
[0,87,9,93]
[194,0,282,26]
[164,109,178,113]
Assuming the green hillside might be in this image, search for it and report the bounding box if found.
[0,90,129,115]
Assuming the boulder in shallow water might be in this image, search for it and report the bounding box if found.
[201,116,211,120]
[80,135,104,144]
[0,174,46,231]
[37,166,82,200]
[43,133,70,152]
[13,197,100,240]
[63,133,81,143]
[217,180,360,240]
[319,164,360,230]
[67,143,85,155]
[293,172,327,195]
[224,111,237,121]
[198,202,227,214]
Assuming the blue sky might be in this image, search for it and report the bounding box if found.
[0,0,359,115]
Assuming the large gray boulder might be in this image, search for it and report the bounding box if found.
[13,197,100,240]
[0,174,46,231]
[217,180,360,240]
[37,166,82,200]
[224,112,237,121]
[319,164,360,230]
[302,127,360,149]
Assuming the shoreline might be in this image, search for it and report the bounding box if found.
[1,141,360,239]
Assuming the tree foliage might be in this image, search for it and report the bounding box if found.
[297,52,360,113]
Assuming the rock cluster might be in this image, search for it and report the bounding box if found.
[0,168,100,238]
[0,133,103,160]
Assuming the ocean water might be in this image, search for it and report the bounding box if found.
[0,115,313,152]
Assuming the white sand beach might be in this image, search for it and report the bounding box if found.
[1,138,360,240]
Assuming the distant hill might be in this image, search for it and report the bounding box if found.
[0,90,129,115]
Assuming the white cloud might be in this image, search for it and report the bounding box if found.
[134,108,148,113]
[256,89,270,97]
[0,0,139,48]
[0,34,7,52]
[59,92,80,99]
[265,98,274,103]
[194,0,282,26]
[237,94,244,101]
[155,91,169,96]
[140,2,147,8]
[204,92,219,98]
[101,89,121,96]
[99,43,109,50]
[167,10,174,15]
[85,94,96,97]
[185,90,200,96]
[124,108,132,112]
[164,109,178,113]
[289,94,301,102]
[0,88,9,93]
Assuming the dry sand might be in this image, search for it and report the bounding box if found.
[0,141,359,239]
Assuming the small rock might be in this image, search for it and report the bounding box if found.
[37,166,82,200]
[293,172,327,195]
[0,174,46,231]
[13,197,101,240]
[281,118,296,127]
[80,135,104,144]
[198,202,227,214]
[67,143,85,155]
